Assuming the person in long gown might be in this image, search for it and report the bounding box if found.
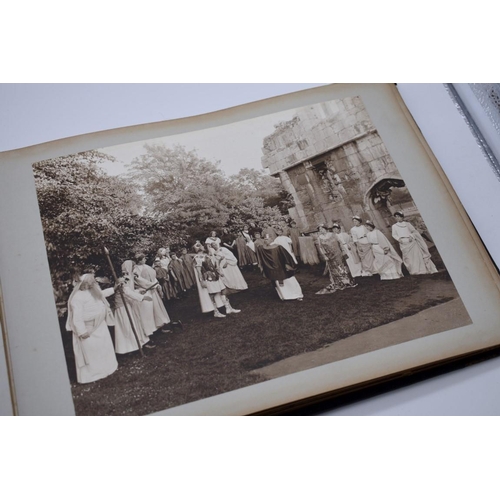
[156,248,178,300]
[256,235,303,301]
[133,253,173,334]
[365,220,403,280]
[180,248,197,288]
[234,230,257,267]
[221,228,237,256]
[113,261,153,353]
[298,234,321,265]
[350,216,375,275]
[212,242,248,291]
[169,253,189,295]
[316,225,357,294]
[253,231,266,271]
[332,223,364,277]
[65,273,118,384]
[391,211,438,275]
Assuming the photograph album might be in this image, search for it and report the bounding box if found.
[1,83,500,415]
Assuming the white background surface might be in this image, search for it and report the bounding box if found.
[1,83,500,415]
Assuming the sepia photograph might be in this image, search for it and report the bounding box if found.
[28,93,474,415]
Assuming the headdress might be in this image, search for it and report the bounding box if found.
[365,220,375,228]
[331,223,341,229]
[352,215,362,222]
[394,211,404,218]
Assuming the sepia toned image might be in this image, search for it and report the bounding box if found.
[32,94,472,415]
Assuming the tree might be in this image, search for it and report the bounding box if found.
[127,144,293,237]
[33,151,177,290]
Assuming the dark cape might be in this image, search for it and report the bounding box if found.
[256,244,298,281]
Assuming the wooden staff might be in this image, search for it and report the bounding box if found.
[103,246,144,357]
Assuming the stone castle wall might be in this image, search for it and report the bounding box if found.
[261,97,419,239]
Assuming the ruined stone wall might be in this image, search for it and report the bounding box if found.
[262,97,413,239]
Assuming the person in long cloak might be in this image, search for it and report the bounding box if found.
[252,231,266,271]
[133,254,172,333]
[180,248,196,288]
[169,254,188,295]
[212,242,248,291]
[113,261,152,353]
[156,248,178,300]
[153,258,172,303]
[260,222,277,241]
[256,235,303,301]
[391,211,438,275]
[365,221,403,280]
[332,223,365,277]
[221,228,237,256]
[273,227,298,264]
[350,216,375,275]
[316,225,357,294]
[235,230,257,267]
[65,273,118,384]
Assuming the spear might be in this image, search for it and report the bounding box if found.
[103,246,144,357]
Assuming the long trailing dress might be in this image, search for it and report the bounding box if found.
[298,235,320,265]
[235,235,257,266]
[335,231,364,277]
[350,224,375,275]
[158,256,178,300]
[180,252,197,288]
[288,227,301,260]
[66,287,118,384]
[193,253,224,312]
[133,263,171,333]
[256,243,303,300]
[113,284,151,354]
[392,221,438,275]
[366,229,403,280]
[316,232,357,294]
[218,247,248,291]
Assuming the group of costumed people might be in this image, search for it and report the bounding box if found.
[65,254,185,385]
[64,211,437,385]
[315,211,438,294]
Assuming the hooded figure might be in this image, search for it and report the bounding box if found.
[65,273,118,383]
[256,236,303,301]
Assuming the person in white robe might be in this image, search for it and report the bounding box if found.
[65,273,118,384]
[391,211,438,275]
[350,216,375,275]
[212,242,248,291]
[113,261,153,354]
[133,254,172,334]
[365,221,403,280]
[205,231,222,248]
[332,223,364,277]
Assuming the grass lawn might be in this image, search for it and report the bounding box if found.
[64,253,461,415]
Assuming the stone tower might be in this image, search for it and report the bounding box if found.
[261,96,423,240]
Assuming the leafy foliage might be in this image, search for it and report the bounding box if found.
[126,143,291,239]
[34,144,293,311]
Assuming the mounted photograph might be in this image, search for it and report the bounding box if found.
[30,93,472,415]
